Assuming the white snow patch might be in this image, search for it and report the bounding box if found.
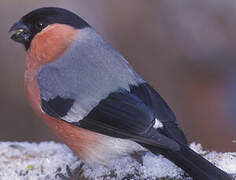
[0,141,235,180]
[0,142,80,180]
[141,152,183,179]
[190,142,236,175]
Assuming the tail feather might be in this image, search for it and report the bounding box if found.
[143,144,232,180]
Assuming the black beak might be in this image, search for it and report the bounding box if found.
[9,21,31,44]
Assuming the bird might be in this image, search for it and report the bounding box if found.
[9,7,232,180]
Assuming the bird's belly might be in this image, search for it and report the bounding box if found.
[88,135,146,165]
[68,128,146,165]
[40,114,145,165]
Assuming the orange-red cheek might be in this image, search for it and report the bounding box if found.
[27,24,78,65]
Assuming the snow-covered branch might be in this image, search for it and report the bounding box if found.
[0,142,235,180]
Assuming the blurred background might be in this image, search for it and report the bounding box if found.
[0,0,235,152]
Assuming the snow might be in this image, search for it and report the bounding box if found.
[190,143,236,175]
[0,141,235,180]
[0,142,80,180]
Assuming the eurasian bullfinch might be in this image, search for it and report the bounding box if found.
[9,7,231,180]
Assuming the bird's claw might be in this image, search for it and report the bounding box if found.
[56,163,84,180]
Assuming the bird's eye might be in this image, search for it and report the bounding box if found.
[35,22,47,30]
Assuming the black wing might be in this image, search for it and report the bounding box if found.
[130,83,187,144]
[77,89,180,150]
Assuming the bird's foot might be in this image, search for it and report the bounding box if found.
[56,162,84,180]
[130,151,146,165]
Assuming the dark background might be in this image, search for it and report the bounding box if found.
[1,0,235,152]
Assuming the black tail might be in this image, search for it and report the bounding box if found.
[143,144,232,180]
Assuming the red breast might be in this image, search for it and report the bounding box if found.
[24,24,102,162]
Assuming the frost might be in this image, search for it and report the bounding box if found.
[0,142,80,180]
[0,141,235,180]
